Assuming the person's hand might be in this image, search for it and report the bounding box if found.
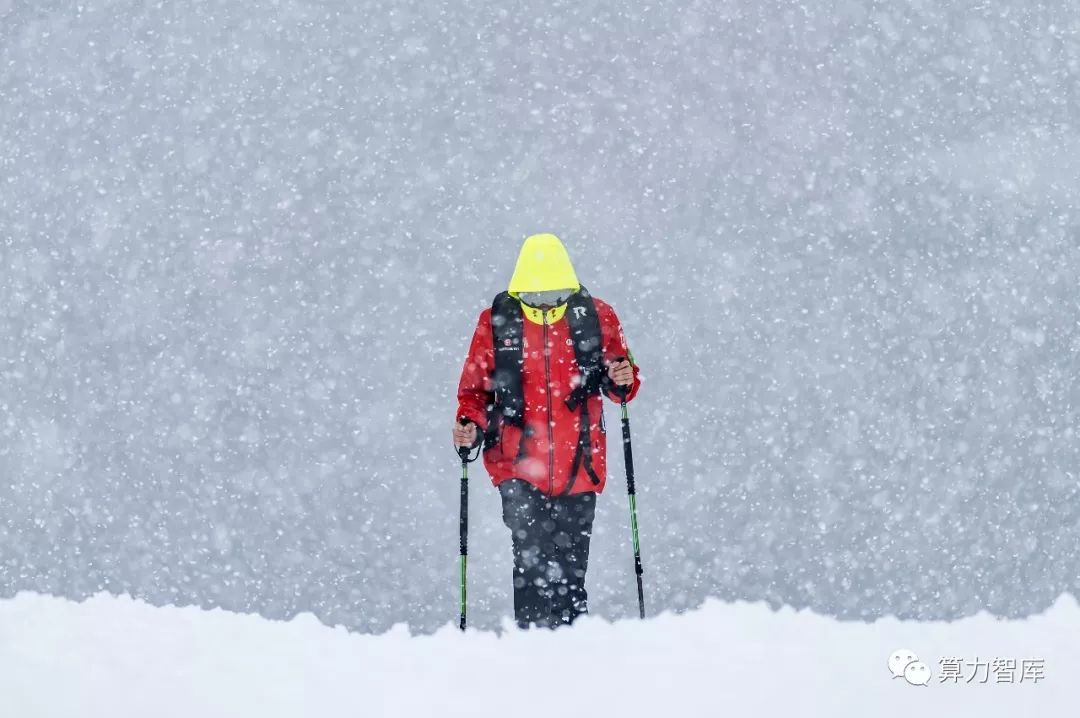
[453,420,478,448]
[607,359,634,387]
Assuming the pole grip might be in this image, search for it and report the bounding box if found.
[618,369,636,497]
[457,417,472,462]
[610,356,630,402]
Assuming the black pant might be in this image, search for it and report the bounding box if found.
[498,479,596,629]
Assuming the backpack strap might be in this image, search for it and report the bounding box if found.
[562,286,604,493]
[489,291,526,427]
[563,286,604,411]
[487,292,529,459]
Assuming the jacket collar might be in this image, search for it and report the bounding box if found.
[520,301,567,325]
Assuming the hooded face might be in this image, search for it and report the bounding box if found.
[517,288,575,309]
[507,233,581,299]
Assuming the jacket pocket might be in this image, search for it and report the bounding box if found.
[504,424,524,464]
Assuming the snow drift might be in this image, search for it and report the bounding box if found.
[0,592,1077,717]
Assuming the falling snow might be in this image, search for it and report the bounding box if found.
[0,1,1078,635]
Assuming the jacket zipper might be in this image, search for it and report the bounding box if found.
[543,312,555,496]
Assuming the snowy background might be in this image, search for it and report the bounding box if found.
[1,0,1078,634]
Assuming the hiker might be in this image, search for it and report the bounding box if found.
[453,233,641,629]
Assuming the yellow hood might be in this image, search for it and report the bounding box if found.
[508,234,580,325]
[507,233,580,296]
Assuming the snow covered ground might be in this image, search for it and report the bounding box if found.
[1,593,1077,717]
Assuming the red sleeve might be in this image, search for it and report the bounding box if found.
[596,299,641,403]
[456,308,494,430]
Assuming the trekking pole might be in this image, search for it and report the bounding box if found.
[456,418,480,630]
[613,358,645,620]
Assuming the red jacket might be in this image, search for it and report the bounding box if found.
[456,297,640,496]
